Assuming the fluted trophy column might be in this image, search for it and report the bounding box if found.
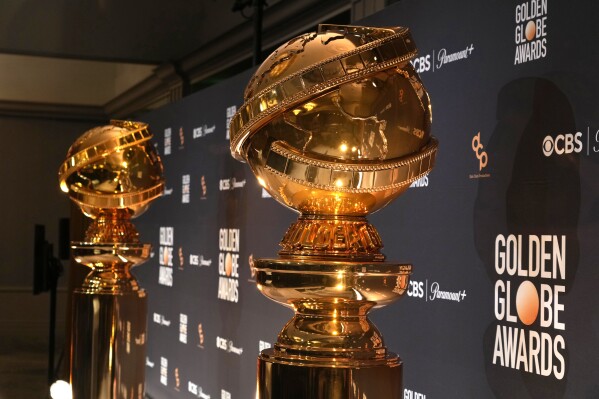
[229,25,437,398]
[59,121,164,399]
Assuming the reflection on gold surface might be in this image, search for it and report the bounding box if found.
[231,24,437,398]
[59,120,163,399]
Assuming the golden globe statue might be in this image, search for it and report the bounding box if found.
[59,120,164,399]
[230,25,437,398]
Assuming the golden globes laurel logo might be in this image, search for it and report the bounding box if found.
[201,175,207,199]
[179,126,185,149]
[492,234,566,380]
[514,0,548,64]
[174,367,181,391]
[178,246,185,270]
[198,323,205,348]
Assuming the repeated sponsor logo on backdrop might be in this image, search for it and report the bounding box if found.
[407,277,467,303]
[470,131,491,179]
[193,123,216,139]
[188,381,211,398]
[542,127,599,157]
[411,43,475,73]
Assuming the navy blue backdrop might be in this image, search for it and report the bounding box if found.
[134,1,599,397]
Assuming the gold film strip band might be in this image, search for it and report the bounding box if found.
[230,25,418,160]
[58,121,151,191]
[69,182,165,210]
[264,137,438,193]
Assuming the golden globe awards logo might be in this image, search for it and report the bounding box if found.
[179,313,188,344]
[225,106,236,140]
[159,227,174,287]
[164,128,172,155]
[410,174,429,188]
[218,228,240,302]
[514,0,548,65]
[492,234,566,380]
[404,387,427,399]
[182,174,191,204]
[160,356,168,386]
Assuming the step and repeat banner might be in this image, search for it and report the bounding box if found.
[134,0,599,397]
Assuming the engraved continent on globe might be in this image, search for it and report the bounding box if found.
[230,24,437,217]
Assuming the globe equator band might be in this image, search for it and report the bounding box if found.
[58,122,152,189]
[68,182,164,210]
[270,137,438,172]
[230,26,418,160]
[254,258,411,272]
[263,137,437,193]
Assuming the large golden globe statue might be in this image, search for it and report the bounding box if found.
[59,120,163,399]
[230,25,437,398]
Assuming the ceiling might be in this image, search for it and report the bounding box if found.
[0,0,385,118]
[0,0,253,63]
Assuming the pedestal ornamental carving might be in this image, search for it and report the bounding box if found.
[229,25,437,398]
[59,120,164,399]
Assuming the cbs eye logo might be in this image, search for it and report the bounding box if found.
[472,132,488,171]
[407,280,424,298]
[411,54,431,73]
[542,133,583,157]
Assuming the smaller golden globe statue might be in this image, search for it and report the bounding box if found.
[59,120,163,399]
[230,25,437,398]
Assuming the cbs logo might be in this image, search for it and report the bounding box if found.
[411,54,431,73]
[472,132,488,171]
[407,280,424,298]
[542,133,583,157]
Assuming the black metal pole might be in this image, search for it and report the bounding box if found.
[253,0,263,66]
[48,250,58,384]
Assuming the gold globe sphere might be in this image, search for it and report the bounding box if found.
[230,25,437,216]
[59,120,164,219]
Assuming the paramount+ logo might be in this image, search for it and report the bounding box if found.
[492,234,567,380]
[542,132,582,157]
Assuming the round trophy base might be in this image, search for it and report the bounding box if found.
[256,349,403,399]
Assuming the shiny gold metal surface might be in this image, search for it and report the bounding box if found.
[59,120,163,399]
[230,24,436,398]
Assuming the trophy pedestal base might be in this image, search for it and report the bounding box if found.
[256,349,403,399]
[71,290,147,399]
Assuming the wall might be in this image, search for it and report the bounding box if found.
[0,116,93,342]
